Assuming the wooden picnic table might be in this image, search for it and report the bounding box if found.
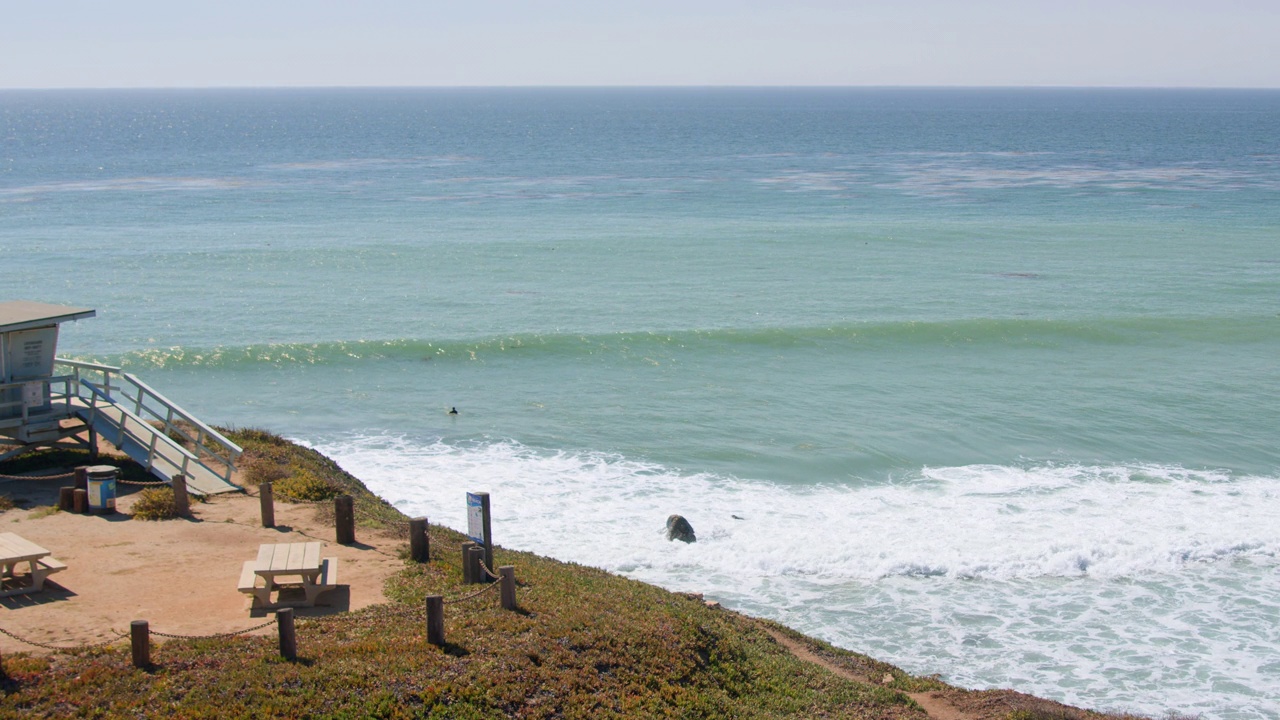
[238,541,338,608]
[0,532,66,597]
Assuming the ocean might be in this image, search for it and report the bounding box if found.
[3,87,1278,717]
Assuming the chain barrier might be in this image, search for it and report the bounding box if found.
[0,471,77,481]
[444,578,501,605]
[150,619,277,640]
[294,601,424,631]
[0,626,127,653]
[266,494,410,533]
[476,558,501,581]
[0,470,169,486]
[117,478,170,487]
[2,585,516,654]
[353,505,411,533]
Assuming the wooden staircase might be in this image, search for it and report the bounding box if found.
[59,360,242,495]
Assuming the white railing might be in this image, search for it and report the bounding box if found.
[78,379,201,481]
[55,358,242,485]
[0,375,75,430]
[56,358,121,399]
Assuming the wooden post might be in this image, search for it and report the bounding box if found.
[499,566,516,610]
[171,474,190,517]
[58,487,75,512]
[426,595,445,646]
[259,482,275,528]
[277,608,297,661]
[130,620,150,668]
[73,488,88,514]
[460,541,476,584]
[409,517,429,562]
[468,546,485,584]
[334,495,355,545]
[74,466,88,492]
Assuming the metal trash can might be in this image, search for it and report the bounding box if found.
[85,465,119,514]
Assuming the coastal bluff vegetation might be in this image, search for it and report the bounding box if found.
[0,429,1181,720]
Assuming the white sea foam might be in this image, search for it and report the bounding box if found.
[309,433,1280,719]
[0,176,259,196]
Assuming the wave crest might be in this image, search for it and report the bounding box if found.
[71,314,1279,370]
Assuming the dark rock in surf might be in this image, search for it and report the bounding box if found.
[666,514,696,543]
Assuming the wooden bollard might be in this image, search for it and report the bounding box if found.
[259,482,275,528]
[277,607,297,661]
[74,466,88,492]
[460,541,476,584]
[499,566,516,610]
[409,517,429,562]
[171,474,190,517]
[58,487,75,512]
[130,620,150,668]
[426,595,445,646]
[468,546,485,584]
[334,495,355,545]
[72,488,88,514]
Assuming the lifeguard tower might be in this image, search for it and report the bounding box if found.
[0,300,241,495]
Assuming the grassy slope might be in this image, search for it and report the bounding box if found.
[0,431,1120,720]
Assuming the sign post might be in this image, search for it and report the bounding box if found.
[466,491,493,581]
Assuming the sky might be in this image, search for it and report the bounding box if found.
[2,1,1278,89]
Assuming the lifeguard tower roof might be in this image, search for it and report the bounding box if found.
[0,301,95,333]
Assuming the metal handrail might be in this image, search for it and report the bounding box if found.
[53,358,121,398]
[80,380,198,479]
[121,373,243,460]
[55,358,120,373]
[54,358,241,485]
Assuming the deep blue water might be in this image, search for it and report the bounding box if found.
[4,88,1279,718]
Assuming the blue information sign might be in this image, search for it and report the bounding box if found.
[466,492,485,545]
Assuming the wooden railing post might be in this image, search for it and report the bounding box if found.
[73,489,88,514]
[460,541,476,584]
[499,566,516,610]
[130,620,150,668]
[409,517,429,562]
[74,466,88,492]
[335,495,355,545]
[58,487,75,512]
[468,546,485,584]
[426,595,445,646]
[277,608,297,661]
[171,474,190,517]
[260,482,275,528]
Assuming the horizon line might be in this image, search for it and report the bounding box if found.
[3,83,1280,92]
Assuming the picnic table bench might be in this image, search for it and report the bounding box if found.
[0,532,66,597]
[237,541,339,608]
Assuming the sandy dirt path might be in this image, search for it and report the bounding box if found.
[759,625,972,720]
[0,476,405,654]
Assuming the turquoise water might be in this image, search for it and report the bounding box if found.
[4,88,1279,717]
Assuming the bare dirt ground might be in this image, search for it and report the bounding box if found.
[0,471,405,654]
[759,625,971,720]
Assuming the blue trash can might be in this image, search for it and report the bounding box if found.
[86,465,118,514]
